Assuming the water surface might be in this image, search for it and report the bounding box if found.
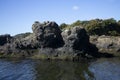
[0,58,120,80]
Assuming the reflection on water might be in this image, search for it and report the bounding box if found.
[35,60,94,80]
[89,58,120,80]
[0,59,35,80]
[0,58,120,80]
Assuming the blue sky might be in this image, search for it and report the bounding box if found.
[0,0,120,35]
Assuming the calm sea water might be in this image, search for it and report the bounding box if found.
[0,58,120,80]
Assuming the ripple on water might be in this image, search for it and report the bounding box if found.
[0,58,120,80]
[0,59,36,80]
[89,58,120,80]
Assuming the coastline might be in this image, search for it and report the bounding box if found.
[0,21,119,60]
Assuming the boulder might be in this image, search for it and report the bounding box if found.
[32,21,64,48]
[62,26,89,50]
[60,26,99,58]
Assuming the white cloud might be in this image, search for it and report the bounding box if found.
[72,6,79,10]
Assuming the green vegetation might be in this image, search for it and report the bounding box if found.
[60,18,120,36]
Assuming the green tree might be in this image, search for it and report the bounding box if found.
[60,18,120,36]
[84,19,102,35]
[60,23,68,30]
[71,20,81,27]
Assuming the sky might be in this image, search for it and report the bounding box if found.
[0,0,120,35]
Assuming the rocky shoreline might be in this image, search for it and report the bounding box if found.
[0,21,117,60]
[90,36,120,56]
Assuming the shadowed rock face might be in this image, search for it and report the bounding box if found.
[11,21,64,50]
[58,26,99,58]
[0,34,12,46]
[0,21,102,59]
[0,21,65,57]
[32,21,64,48]
[62,26,89,50]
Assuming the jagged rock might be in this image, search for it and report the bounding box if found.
[0,21,65,57]
[13,33,39,49]
[0,21,105,59]
[62,26,89,50]
[37,26,99,59]
[12,20,65,49]
[61,26,98,57]
[32,21,64,48]
[0,34,12,46]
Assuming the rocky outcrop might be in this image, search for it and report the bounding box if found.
[0,34,12,46]
[90,36,120,56]
[62,26,89,50]
[9,21,64,49]
[13,33,39,49]
[0,34,14,55]
[32,21,64,48]
[0,21,64,58]
[59,26,99,58]
[0,21,111,59]
[36,26,100,60]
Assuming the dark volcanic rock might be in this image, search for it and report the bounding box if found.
[11,21,64,50]
[38,26,99,59]
[13,33,39,49]
[62,26,89,50]
[0,21,65,57]
[61,26,98,57]
[0,21,103,59]
[0,34,12,46]
[32,21,64,48]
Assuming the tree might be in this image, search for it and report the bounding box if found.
[60,23,68,30]
[71,20,81,27]
[60,18,120,36]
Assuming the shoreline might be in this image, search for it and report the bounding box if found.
[0,21,119,60]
